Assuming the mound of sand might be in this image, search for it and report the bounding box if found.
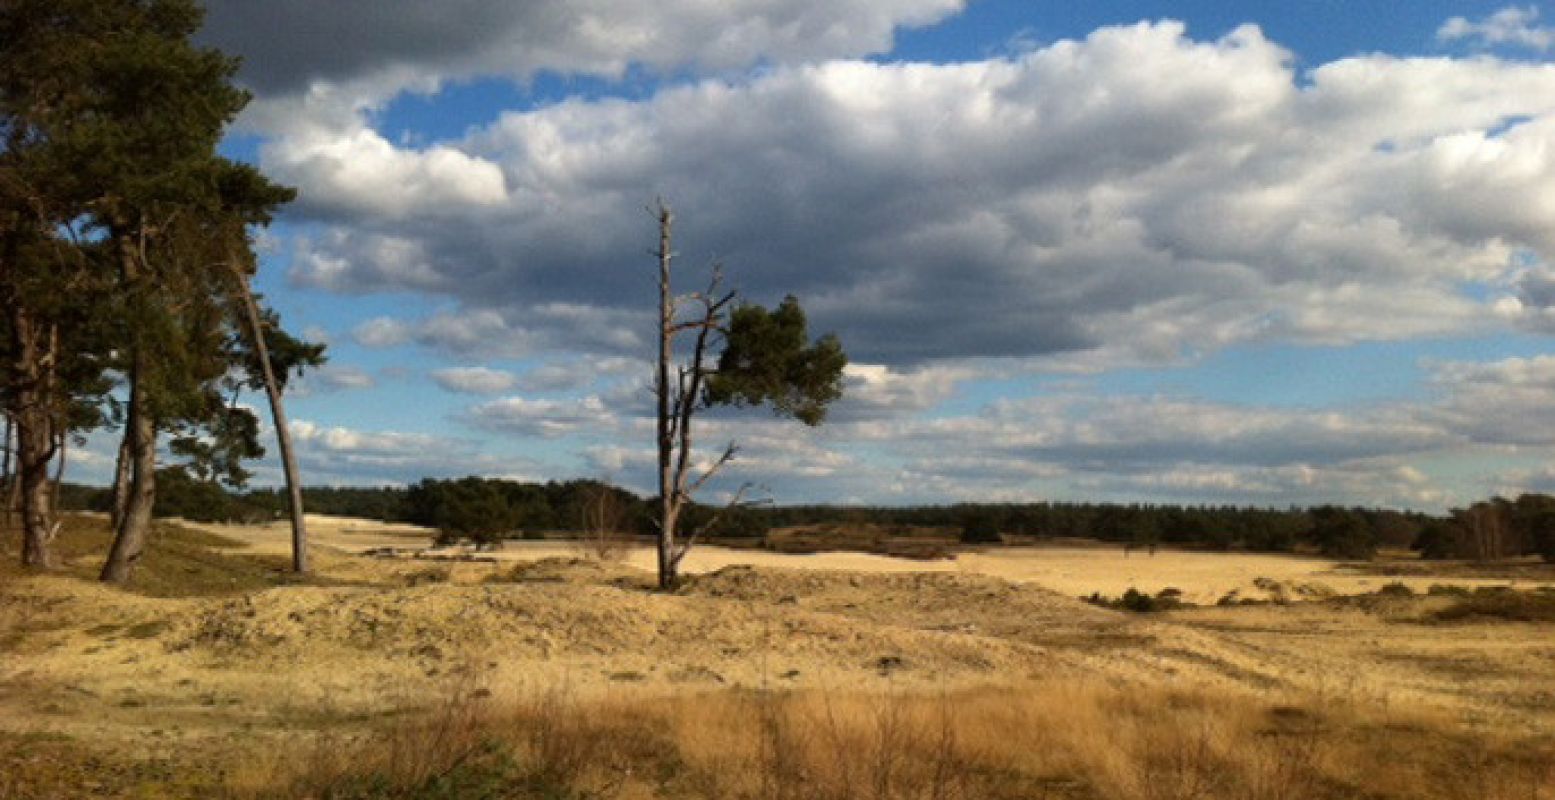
[682,564,1118,638]
[162,560,1082,689]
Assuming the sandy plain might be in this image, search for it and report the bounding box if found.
[3,515,1553,797]
[205,514,1555,603]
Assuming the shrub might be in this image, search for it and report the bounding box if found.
[1083,588,1188,613]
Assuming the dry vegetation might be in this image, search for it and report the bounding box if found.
[2,514,1554,799]
[253,677,1554,800]
[755,524,960,561]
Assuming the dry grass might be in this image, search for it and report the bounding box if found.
[5,515,1555,798]
[1431,588,1555,623]
[243,679,1555,800]
[0,514,302,597]
[1350,556,1555,582]
[759,524,959,561]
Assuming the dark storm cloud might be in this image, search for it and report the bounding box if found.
[200,0,965,97]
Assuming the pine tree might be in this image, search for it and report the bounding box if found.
[0,0,308,578]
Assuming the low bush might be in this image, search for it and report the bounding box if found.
[1432,590,1555,623]
[1084,587,1189,613]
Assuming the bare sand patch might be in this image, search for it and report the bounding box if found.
[250,515,1551,604]
[191,514,433,556]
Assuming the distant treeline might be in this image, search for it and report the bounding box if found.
[54,473,1555,562]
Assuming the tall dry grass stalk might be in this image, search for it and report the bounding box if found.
[224,664,502,798]
[245,679,1555,800]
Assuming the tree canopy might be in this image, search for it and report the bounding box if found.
[707,296,846,426]
[0,0,313,576]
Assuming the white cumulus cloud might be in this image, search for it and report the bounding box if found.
[431,367,519,395]
[273,22,1555,369]
[1439,6,1555,51]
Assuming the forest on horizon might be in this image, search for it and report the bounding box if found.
[51,473,1555,564]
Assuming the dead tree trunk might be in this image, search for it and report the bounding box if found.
[655,203,678,589]
[652,202,739,590]
[232,267,309,574]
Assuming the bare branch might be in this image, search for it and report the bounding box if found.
[686,440,739,498]
[670,291,731,506]
[669,319,724,334]
[674,481,771,565]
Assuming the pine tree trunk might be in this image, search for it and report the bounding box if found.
[109,433,131,532]
[1,413,14,533]
[232,268,309,573]
[100,361,155,584]
[2,477,17,536]
[18,428,53,568]
[102,231,157,585]
[1,414,10,480]
[11,302,56,568]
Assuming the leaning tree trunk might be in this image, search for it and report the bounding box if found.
[101,232,158,585]
[100,356,156,584]
[109,433,132,533]
[232,268,309,574]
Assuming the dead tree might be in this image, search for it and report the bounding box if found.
[654,202,741,589]
[576,481,631,562]
[650,201,846,589]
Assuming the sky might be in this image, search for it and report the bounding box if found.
[71,1,1555,511]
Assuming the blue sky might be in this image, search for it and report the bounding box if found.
[97,1,1555,510]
